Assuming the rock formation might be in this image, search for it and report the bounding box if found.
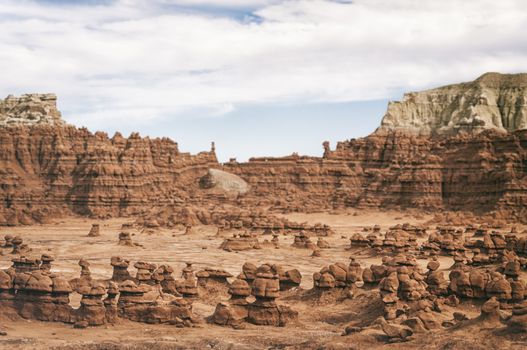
[87,224,100,237]
[0,94,63,127]
[118,232,136,246]
[208,278,250,329]
[1,74,526,225]
[225,125,527,222]
[0,111,217,224]
[246,265,298,326]
[110,257,132,282]
[378,73,527,135]
[200,168,249,198]
[220,232,261,252]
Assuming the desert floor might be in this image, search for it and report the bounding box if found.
[0,210,526,350]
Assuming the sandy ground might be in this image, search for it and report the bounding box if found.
[0,210,525,350]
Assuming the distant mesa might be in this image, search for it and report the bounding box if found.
[378,72,527,135]
[3,73,527,135]
[0,93,63,127]
[0,72,526,225]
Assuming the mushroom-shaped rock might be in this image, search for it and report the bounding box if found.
[110,257,132,282]
[239,262,257,282]
[25,271,53,293]
[118,232,134,246]
[477,296,502,324]
[229,279,251,298]
[314,272,336,289]
[51,275,73,294]
[40,254,54,272]
[78,258,92,278]
[209,302,246,329]
[347,258,363,283]
[252,266,280,299]
[486,276,512,302]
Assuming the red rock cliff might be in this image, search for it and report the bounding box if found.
[2,73,527,225]
[224,129,527,221]
[224,73,527,221]
[0,124,218,225]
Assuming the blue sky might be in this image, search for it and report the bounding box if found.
[77,99,387,162]
[1,0,527,161]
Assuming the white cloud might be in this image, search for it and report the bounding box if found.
[158,0,280,7]
[0,0,526,126]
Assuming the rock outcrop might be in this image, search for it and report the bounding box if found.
[0,94,63,127]
[0,94,218,224]
[1,73,527,224]
[226,126,526,221]
[218,73,526,221]
[378,72,527,134]
[199,168,249,198]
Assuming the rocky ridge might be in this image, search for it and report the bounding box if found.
[0,124,217,225]
[225,128,527,221]
[0,73,526,225]
[378,72,527,134]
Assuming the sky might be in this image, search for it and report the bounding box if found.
[1,0,527,161]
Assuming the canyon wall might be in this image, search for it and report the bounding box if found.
[1,72,526,225]
[378,72,527,134]
[224,129,527,221]
[224,73,527,221]
[0,122,218,225]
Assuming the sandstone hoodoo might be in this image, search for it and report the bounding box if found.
[118,232,137,247]
[1,73,527,349]
[246,265,298,326]
[209,278,250,329]
[87,224,100,237]
[110,257,132,283]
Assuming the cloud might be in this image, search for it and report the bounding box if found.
[0,0,526,127]
[158,0,279,7]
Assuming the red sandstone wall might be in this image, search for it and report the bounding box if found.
[0,125,218,224]
[1,125,525,225]
[224,130,527,220]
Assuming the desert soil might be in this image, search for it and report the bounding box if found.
[0,210,525,350]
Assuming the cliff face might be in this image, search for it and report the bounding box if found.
[223,130,527,221]
[224,74,527,221]
[0,125,218,225]
[1,73,527,225]
[0,94,63,127]
[378,73,527,134]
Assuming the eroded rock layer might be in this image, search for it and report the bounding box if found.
[0,125,218,224]
[0,94,63,127]
[1,73,527,225]
[225,128,527,220]
[378,72,527,134]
